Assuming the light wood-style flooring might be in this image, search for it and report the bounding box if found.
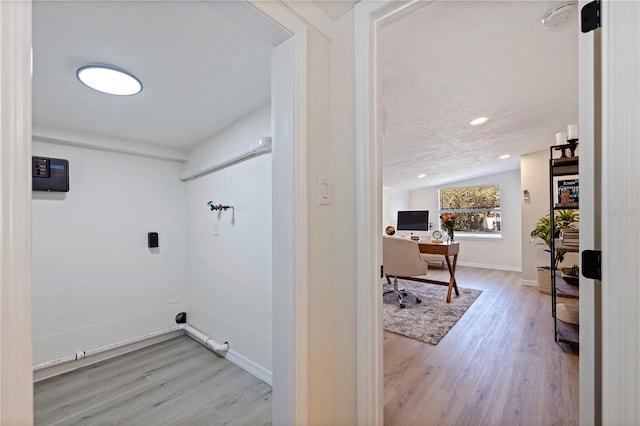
[34,267,577,425]
[384,266,579,426]
[34,335,271,426]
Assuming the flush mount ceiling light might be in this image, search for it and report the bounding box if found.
[76,65,143,96]
[470,116,488,126]
[541,2,577,27]
[418,174,427,179]
[499,154,511,160]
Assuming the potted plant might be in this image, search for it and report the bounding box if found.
[530,209,579,294]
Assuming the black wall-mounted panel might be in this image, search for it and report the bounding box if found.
[32,156,69,192]
[148,232,159,248]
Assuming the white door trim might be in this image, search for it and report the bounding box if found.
[578,1,599,422]
[354,1,429,424]
[0,0,34,423]
[600,2,640,424]
[247,2,309,425]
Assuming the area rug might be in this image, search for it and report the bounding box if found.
[383,279,482,345]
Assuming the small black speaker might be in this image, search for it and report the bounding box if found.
[148,232,159,248]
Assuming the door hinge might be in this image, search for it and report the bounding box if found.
[380,265,384,278]
[582,250,602,280]
[581,0,601,33]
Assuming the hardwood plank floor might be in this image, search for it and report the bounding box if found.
[34,335,271,426]
[384,266,579,426]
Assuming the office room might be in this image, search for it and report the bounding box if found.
[377,1,581,424]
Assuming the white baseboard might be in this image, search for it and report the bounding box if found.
[34,325,273,389]
[224,349,273,386]
[33,330,182,382]
[182,331,273,386]
[456,262,521,272]
[521,279,538,287]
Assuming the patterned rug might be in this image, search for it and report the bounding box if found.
[383,279,482,345]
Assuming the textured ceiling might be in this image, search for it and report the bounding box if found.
[379,1,578,190]
[32,1,288,149]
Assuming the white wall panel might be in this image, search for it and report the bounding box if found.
[382,186,409,229]
[32,142,187,363]
[520,150,552,282]
[185,105,272,371]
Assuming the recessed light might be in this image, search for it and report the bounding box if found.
[418,174,427,178]
[470,117,489,126]
[499,154,511,160]
[76,65,143,96]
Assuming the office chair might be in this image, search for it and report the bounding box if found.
[382,236,429,308]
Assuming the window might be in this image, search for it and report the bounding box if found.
[439,185,501,235]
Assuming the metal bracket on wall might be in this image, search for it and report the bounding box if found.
[207,201,234,213]
[581,0,600,33]
[582,250,602,280]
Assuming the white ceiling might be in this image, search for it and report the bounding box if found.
[32,1,289,149]
[32,0,573,189]
[379,1,578,190]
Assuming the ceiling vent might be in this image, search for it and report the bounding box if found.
[541,2,577,27]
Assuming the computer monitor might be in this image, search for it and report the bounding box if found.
[396,210,429,240]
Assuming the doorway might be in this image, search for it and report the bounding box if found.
[354,1,590,424]
[0,1,310,423]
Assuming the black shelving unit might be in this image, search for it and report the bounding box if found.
[549,144,579,347]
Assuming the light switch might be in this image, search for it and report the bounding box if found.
[318,176,331,205]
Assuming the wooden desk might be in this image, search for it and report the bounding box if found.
[418,242,460,303]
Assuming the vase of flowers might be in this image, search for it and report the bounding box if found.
[440,213,458,243]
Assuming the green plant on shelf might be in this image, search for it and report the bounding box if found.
[530,209,579,270]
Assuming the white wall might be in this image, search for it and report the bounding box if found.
[31,141,187,363]
[382,186,409,230]
[185,104,273,372]
[409,169,522,272]
[520,149,552,283]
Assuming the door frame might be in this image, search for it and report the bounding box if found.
[354,1,429,424]
[354,1,608,424]
[599,2,640,424]
[577,0,599,422]
[0,1,34,423]
[0,1,311,424]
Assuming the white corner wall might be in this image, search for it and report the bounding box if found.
[520,149,551,283]
[409,169,522,272]
[31,142,187,363]
[382,186,409,230]
[185,104,273,373]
